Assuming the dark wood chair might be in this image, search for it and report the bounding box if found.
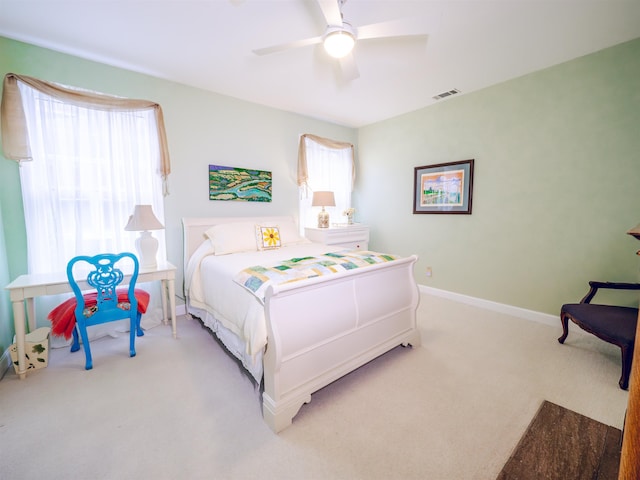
[559,281,640,390]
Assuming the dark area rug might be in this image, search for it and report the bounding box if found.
[497,400,622,480]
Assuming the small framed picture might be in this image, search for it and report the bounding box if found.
[413,159,474,214]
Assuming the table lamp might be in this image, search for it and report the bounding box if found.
[124,204,164,268]
[312,191,335,228]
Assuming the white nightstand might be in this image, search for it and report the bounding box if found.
[305,224,369,250]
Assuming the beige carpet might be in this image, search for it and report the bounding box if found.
[0,292,629,479]
[497,400,622,480]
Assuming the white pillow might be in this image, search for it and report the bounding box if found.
[255,225,282,251]
[276,219,311,246]
[204,222,257,255]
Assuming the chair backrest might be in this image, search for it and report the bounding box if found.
[66,252,139,326]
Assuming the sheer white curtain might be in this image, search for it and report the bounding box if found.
[17,82,165,274]
[15,80,166,341]
[298,135,354,230]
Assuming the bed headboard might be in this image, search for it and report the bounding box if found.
[182,216,298,268]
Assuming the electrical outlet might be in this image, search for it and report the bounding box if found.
[426,267,432,277]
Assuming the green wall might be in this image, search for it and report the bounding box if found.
[0,36,356,353]
[1,35,639,355]
[0,207,11,354]
[356,37,640,315]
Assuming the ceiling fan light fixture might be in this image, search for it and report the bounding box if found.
[323,25,356,58]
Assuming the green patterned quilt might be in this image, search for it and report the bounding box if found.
[234,250,399,302]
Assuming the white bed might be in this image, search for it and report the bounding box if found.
[183,216,421,432]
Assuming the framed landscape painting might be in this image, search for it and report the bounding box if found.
[209,164,272,202]
[413,159,474,214]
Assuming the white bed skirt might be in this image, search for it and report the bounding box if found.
[187,304,264,383]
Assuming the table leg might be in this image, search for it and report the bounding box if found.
[168,279,177,339]
[26,298,36,333]
[160,279,168,325]
[11,300,27,379]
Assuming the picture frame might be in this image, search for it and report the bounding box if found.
[209,164,272,202]
[413,159,474,214]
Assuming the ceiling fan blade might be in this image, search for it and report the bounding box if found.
[253,36,322,56]
[316,0,343,26]
[339,52,359,81]
[356,17,436,40]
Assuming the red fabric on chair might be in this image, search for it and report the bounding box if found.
[48,289,150,340]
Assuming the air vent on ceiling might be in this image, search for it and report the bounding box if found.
[433,88,461,100]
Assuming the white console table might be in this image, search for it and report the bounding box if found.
[305,224,370,250]
[5,260,177,379]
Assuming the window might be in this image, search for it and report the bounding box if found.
[1,74,170,275]
[297,134,355,230]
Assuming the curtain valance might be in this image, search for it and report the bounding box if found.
[297,133,355,189]
[1,73,171,187]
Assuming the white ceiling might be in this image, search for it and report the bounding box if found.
[1,0,639,128]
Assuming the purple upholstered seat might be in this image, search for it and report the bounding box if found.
[559,281,640,390]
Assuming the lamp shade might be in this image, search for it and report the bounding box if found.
[323,30,355,58]
[312,191,336,207]
[124,205,164,232]
[323,23,356,59]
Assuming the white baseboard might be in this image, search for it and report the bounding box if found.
[419,285,559,328]
[176,303,186,317]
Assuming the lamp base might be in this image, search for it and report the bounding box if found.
[135,231,158,269]
[317,208,330,228]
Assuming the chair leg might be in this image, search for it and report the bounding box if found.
[70,328,81,352]
[77,323,93,370]
[136,312,144,337]
[558,312,570,344]
[620,344,633,390]
[129,313,138,358]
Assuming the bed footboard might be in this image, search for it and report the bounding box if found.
[261,255,420,432]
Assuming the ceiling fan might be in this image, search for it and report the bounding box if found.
[252,0,433,81]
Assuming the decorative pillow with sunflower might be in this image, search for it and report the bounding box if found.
[255,225,281,250]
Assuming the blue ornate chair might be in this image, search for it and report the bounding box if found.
[66,252,143,370]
